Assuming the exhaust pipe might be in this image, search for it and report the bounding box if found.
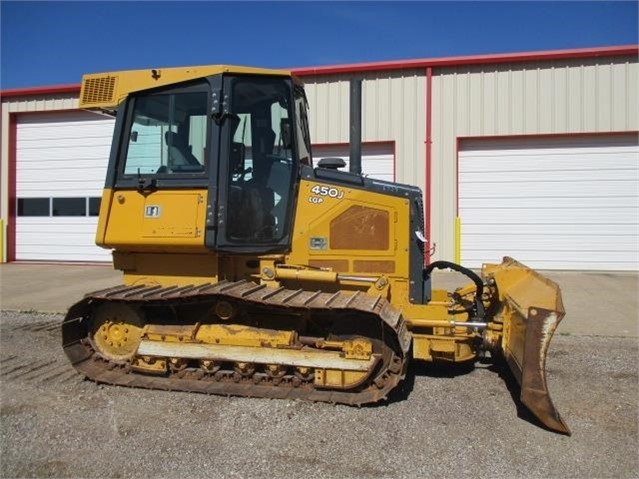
[349,78,362,175]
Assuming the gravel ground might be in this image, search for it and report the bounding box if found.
[1,311,637,479]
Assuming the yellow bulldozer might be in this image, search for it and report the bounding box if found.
[62,65,569,434]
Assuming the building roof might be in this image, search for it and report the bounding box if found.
[2,44,637,98]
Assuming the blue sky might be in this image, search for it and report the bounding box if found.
[1,1,637,89]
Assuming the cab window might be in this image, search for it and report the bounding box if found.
[123,86,208,176]
[225,77,296,243]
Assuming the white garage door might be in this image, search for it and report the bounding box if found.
[459,135,639,271]
[312,143,394,182]
[16,111,115,262]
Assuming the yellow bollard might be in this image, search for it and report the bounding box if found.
[454,216,461,264]
[0,218,4,263]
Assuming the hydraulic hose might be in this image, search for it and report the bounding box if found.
[423,261,485,319]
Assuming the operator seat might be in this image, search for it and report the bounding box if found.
[165,131,202,168]
[267,160,291,237]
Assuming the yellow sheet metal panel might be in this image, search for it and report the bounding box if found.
[102,189,208,251]
[287,178,411,279]
[114,251,218,286]
[80,65,291,110]
[194,324,295,348]
[95,188,113,246]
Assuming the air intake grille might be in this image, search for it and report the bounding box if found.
[81,76,116,105]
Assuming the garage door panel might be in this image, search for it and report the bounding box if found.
[462,135,637,153]
[362,159,394,180]
[16,219,111,262]
[459,135,639,271]
[463,234,639,251]
[470,258,639,271]
[18,238,103,250]
[15,112,115,262]
[468,249,639,271]
[16,237,109,254]
[460,180,637,197]
[17,246,108,257]
[19,168,106,184]
[462,147,637,160]
[18,182,105,197]
[18,236,102,248]
[16,247,111,263]
[461,158,637,178]
[18,159,109,171]
[18,146,111,161]
[464,248,638,266]
[464,257,637,271]
[19,119,114,134]
[462,207,637,224]
[460,195,637,209]
[460,168,637,183]
[18,137,113,150]
[17,135,111,149]
[460,158,637,175]
[17,218,100,235]
[463,223,639,236]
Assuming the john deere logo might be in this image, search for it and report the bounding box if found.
[145,205,161,218]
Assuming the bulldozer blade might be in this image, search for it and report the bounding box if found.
[483,257,570,435]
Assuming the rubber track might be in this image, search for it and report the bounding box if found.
[62,280,411,405]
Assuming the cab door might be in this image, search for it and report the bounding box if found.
[213,75,299,253]
[99,80,214,252]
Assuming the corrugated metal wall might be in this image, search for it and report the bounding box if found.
[432,55,639,261]
[302,70,426,189]
[3,96,78,113]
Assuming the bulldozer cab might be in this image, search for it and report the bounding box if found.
[107,72,312,254]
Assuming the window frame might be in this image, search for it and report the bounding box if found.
[114,80,212,189]
[52,197,87,217]
[17,198,51,217]
[16,196,103,217]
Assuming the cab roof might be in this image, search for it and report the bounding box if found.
[80,64,292,110]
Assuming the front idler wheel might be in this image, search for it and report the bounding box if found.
[89,302,144,362]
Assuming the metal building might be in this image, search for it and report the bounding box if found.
[1,45,638,270]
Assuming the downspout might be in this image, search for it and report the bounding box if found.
[425,67,433,265]
[7,114,16,262]
[349,78,362,174]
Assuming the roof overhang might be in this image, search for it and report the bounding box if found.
[2,45,637,98]
[292,44,639,76]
